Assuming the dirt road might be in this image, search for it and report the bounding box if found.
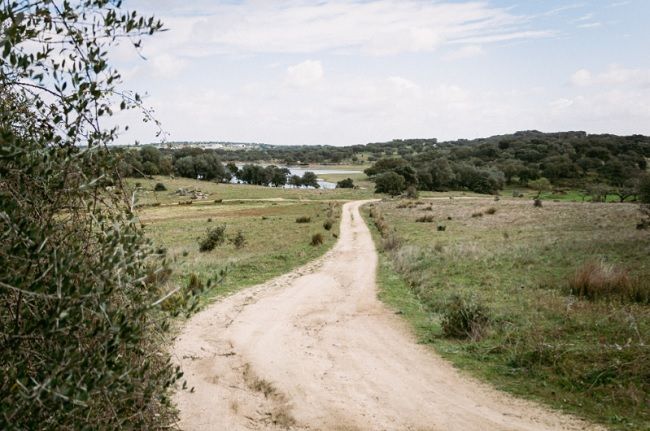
[172,200,599,431]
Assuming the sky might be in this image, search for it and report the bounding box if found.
[112,0,650,146]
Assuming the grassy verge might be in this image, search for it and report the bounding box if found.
[362,198,649,430]
[141,199,342,307]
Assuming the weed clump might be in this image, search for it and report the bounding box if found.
[230,230,247,249]
[416,215,435,223]
[485,207,497,215]
[296,216,311,223]
[533,198,543,207]
[199,225,227,252]
[310,233,324,246]
[154,182,166,191]
[568,261,649,303]
[323,219,333,230]
[437,225,446,231]
[471,212,483,218]
[441,295,490,340]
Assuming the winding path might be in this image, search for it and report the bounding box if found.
[172,200,599,431]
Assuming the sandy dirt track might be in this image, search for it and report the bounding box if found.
[172,200,601,431]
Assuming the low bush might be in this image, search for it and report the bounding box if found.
[437,225,446,231]
[471,212,483,218]
[381,232,402,251]
[179,200,193,206]
[533,198,543,207]
[161,273,206,314]
[323,219,333,230]
[230,230,247,249]
[154,182,167,191]
[416,215,435,223]
[296,216,311,223]
[441,295,490,340]
[310,233,324,246]
[568,261,649,303]
[199,225,227,252]
[214,199,223,204]
[485,207,497,215]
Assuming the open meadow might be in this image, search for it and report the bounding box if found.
[363,198,650,430]
[138,196,344,308]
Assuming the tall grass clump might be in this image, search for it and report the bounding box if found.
[310,233,324,246]
[415,215,435,223]
[441,295,490,340]
[569,261,649,303]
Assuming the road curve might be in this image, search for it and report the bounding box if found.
[172,200,600,431]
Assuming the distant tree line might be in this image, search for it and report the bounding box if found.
[117,146,320,188]
[118,130,650,197]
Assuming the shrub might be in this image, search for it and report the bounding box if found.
[568,261,649,303]
[296,216,311,223]
[310,233,324,246]
[207,218,212,222]
[415,215,435,223]
[230,230,247,249]
[336,178,354,188]
[485,207,497,215]
[533,198,543,207]
[441,295,490,340]
[161,273,205,314]
[199,225,227,252]
[381,232,402,251]
[437,225,446,231]
[471,212,483,218]
[405,185,419,199]
[154,182,167,191]
[323,219,333,230]
[214,199,223,203]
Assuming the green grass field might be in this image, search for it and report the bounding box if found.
[140,198,342,308]
[362,198,650,430]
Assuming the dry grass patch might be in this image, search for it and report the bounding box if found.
[569,261,649,303]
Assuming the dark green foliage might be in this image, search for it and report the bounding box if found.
[0,1,178,429]
[336,177,355,188]
[374,171,406,195]
[441,296,490,340]
[639,175,650,204]
[310,233,324,246]
[154,182,167,191]
[199,225,227,252]
[296,216,311,223]
[301,171,320,188]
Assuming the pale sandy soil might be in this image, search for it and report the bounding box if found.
[172,200,602,431]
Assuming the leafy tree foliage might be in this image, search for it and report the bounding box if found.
[336,178,354,188]
[0,2,179,429]
[374,171,406,195]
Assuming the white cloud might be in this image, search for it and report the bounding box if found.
[285,60,324,87]
[444,45,484,61]
[131,0,551,58]
[571,65,650,87]
[151,54,188,79]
